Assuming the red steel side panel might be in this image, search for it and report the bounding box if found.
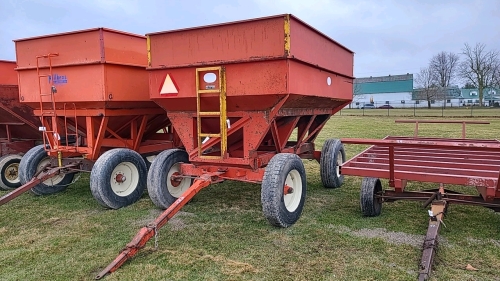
[287,60,353,102]
[18,64,105,106]
[102,30,147,66]
[15,30,102,68]
[148,16,286,68]
[289,17,354,78]
[0,60,17,85]
[15,28,151,107]
[104,64,150,102]
[150,60,288,112]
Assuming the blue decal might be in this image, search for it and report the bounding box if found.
[48,74,68,84]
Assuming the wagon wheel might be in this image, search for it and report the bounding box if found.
[360,177,383,217]
[18,145,75,195]
[320,138,346,188]
[90,148,147,209]
[261,153,307,228]
[147,149,192,209]
[0,154,23,190]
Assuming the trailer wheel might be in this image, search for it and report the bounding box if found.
[0,154,23,190]
[90,148,147,209]
[360,177,383,217]
[261,153,307,228]
[147,149,192,209]
[320,138,346,188]
[18,145,75,195]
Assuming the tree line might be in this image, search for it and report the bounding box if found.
[415,43,500,108]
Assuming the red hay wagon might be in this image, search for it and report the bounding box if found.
[97,14,353,278]
[341,120,500,280]
[0,60,41,191]
[1,29,180,208]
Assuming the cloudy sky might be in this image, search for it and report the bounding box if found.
[1,0,499,79]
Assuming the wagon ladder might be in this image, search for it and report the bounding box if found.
[36,53,60,151]
[195,66,227,159]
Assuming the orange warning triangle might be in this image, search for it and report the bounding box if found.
[160,74,179,94]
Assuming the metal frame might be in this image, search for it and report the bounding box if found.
[341,120,500,280]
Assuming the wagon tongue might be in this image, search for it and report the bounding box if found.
[95,172,223,280]
[418,190,447,281]
[0,163,79,206]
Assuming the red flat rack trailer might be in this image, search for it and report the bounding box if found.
[341,120,500,280]
[0,60,41,191]
[1,29,180,208]
[96,14,353,278]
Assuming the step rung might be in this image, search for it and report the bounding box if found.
[199,155,223,160]
[199,133,221,138]
[198,111,221,116]
[198,89,221,94]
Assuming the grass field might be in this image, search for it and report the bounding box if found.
[1,116,500,281]
[340,107,500,118]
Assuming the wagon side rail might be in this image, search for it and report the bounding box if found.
[394,119,490,139]
[341,137,500,198]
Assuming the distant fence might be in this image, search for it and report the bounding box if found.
[350,100,500,109]
[339,106,500,118]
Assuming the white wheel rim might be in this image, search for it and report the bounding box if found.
[284,169,302,212]
[110,162,139,197]
[38,158,65,185]
[336,150,343,177]
[4,162,20,184]
[167,163,190,198]
[146,155,156,163]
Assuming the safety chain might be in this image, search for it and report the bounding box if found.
[154,225,159,249]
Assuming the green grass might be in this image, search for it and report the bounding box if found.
[1,116,500,281]
[340,107,500,118]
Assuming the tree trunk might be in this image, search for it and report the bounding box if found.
[478,85,483,106]
[427,100,431,109]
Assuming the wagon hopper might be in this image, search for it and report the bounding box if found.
[341,120,500,280]
[97,14,353,278]
[0,60,41,191]
[2,29,179,208]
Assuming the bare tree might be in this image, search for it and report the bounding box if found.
[430,51,459,87]
[429,52,459,108]
[459,43,500,106]
[414,67,445,108]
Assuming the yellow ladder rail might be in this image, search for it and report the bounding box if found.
[195,66,227,159]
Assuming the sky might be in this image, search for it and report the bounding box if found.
[1,0,499,80]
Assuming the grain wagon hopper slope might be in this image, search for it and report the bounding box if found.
[0,60,41,191]
[1,28,181,208]
[97,14,353,278]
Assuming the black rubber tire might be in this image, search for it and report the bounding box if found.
[261,153,307,228]
[18,145,74,195]
[320,138,346,188]
[90,148,147,209]
[147,149,192,209]
[360,177,383,217]
[0,154,23,190]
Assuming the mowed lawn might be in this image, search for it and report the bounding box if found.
[1,116,500,281]
[341,107,500,118]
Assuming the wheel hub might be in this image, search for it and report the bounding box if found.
[115,173,127,183]
[284,184,294,195]
[170,172,183,187]
[5,163,19,181]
